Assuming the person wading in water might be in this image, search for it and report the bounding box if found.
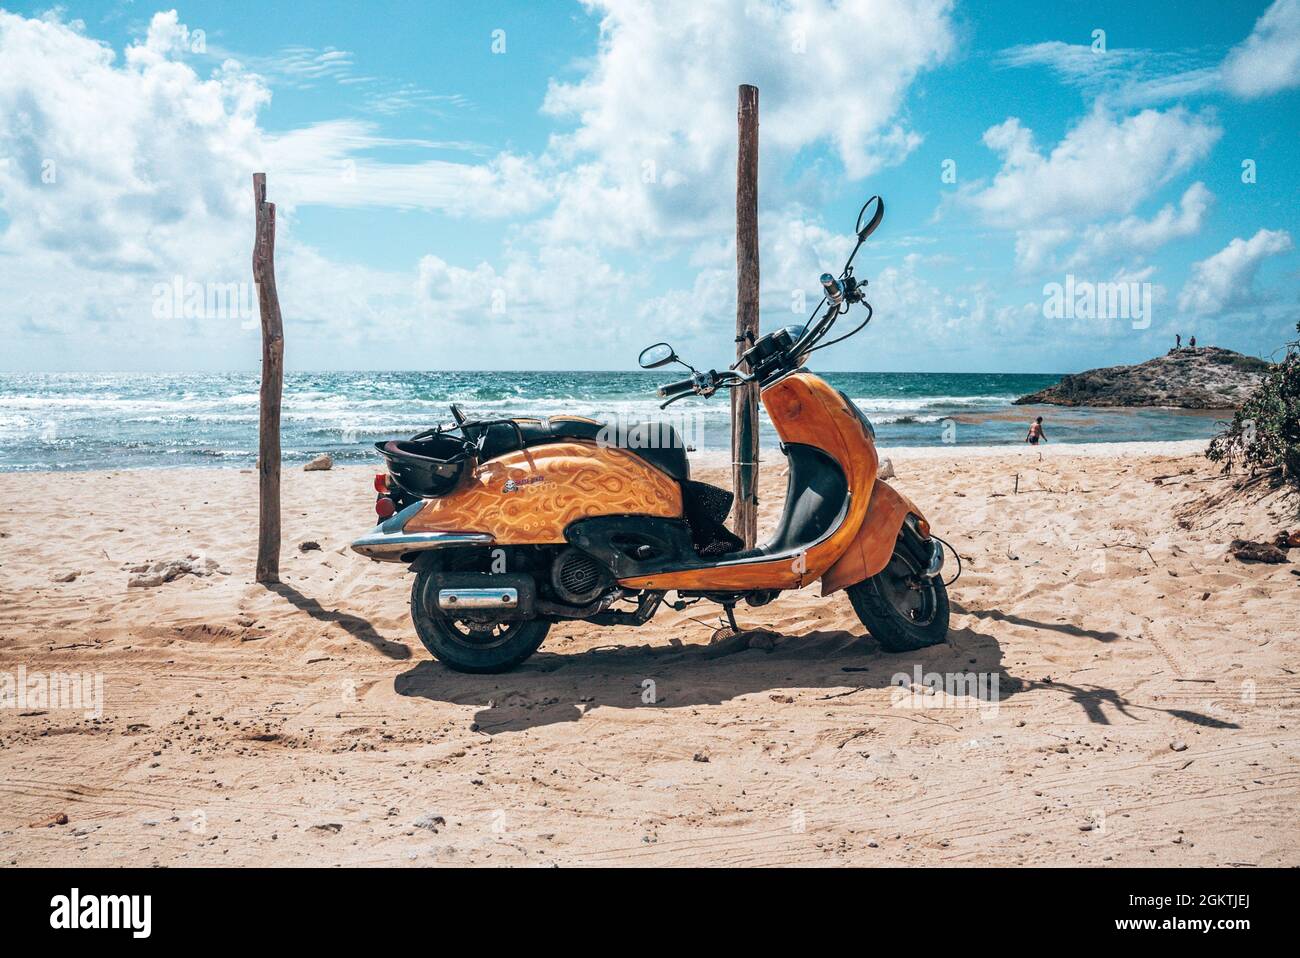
[1026,416,1047,445]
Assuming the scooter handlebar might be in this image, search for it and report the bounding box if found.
[656,376,697,399]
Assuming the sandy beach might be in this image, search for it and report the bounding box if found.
[1,442,1297,867]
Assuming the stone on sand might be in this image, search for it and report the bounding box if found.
[1229,539,1288,564]
[128,556,222,588]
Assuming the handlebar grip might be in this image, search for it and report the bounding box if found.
[657,376,696,399]
[821,273,844,306]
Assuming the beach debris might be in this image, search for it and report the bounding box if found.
[414,813,446,832]
[304,453,333,472]
[692,752,710,763]
[769,693,794,704]
[298,540,321,552]
[1150,468,1195,484]
[1170,739,1188,752]
[877,457,895,480]
[1228,539,1289,564]
[1274,529,1300,549]
[51,570,80,583]
[310,822,343,834]
[28,812,69,828]
[127,556,222,588]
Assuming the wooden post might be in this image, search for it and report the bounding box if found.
[252,173,284,584]
[732,84,760,548]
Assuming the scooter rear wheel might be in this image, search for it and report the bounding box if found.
[410,570,550,673]
[847,544,949,652]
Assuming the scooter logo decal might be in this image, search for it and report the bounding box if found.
[503,476,545,493]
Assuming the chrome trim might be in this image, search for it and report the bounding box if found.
[922,539,945,579]
[350,528,493,562]
[438,587,518,611]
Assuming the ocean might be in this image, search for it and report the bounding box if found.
[0,370,1226,472]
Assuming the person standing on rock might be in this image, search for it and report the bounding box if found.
[1189,335,1197,348]
[1026,416,1047,445]
[1175,333,1182,349]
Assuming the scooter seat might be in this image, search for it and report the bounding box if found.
[477,416,690,482]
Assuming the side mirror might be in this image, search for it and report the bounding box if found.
[856,195,884,242]
[638,342,677,369]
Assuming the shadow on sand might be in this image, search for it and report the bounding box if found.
[268,582,411,660]
[394,610,1235,734]
[954,603,1122,643]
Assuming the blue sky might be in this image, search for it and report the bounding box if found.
[0,0,1296,373]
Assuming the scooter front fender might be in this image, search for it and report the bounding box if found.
[820,479,928,596]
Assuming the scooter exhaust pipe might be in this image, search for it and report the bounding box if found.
[437,587,519,611]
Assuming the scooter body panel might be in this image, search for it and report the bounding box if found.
[403,441,683,544]
[616,371,878,591]
[819,479,927,595]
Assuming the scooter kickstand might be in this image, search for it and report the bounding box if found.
[723,603,740,635]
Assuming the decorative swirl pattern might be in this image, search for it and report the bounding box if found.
[404,441,683,543]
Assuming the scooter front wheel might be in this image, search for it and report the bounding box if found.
[410,570,550,673]
[847,544,949,653]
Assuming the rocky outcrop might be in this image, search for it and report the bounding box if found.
[1015,346,1271,408]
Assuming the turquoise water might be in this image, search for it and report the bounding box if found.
[0,370,1225,472]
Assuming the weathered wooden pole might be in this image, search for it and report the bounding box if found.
[252,172,284,584]
[732,84,760,548]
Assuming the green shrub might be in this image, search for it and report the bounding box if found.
[1207,323,1300,482]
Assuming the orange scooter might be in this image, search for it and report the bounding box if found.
[353,196,950,672]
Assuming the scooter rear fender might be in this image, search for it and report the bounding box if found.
[819,479,929,596]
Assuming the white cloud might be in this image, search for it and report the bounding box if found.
[634,267,734,342]
[416,245,632,341]
[1064,182,1214,268]
[266,121,550,216]
[1013,228,1073,275]
[539,0,955,247]
[996,41,1145,93]
[963,107,1220,271]
[999,1,1300,105]
[866,255,1002,345]
[0,8,561,362]
[1178,229,1293,315]
[996,41,1221,107]
[1222,0,1300,98]
[0,10,265,274]
[967,107,1220,228]
[1,4,960,367]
